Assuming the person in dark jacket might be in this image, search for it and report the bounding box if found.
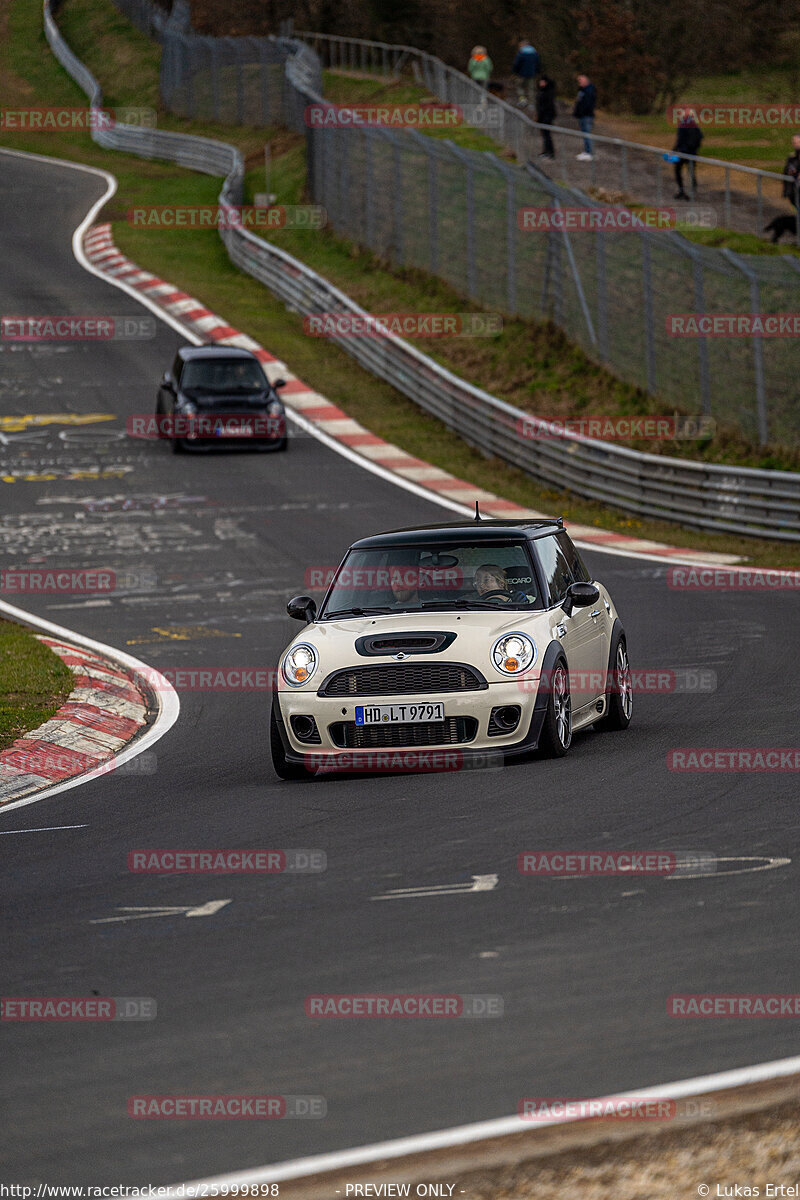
[673,110,703,199]
[573,74,597,160]
[536,75,557,159]
[781,133,800,210]
[512,38,539,107]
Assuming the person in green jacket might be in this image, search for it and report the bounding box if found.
[468,46,493,105]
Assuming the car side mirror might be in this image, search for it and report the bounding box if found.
[161,372,175,391]
[273,378,287,389]
[562,581,600,617]
[287,595,317,623]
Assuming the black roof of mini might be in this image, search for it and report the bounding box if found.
[350,518,564,549]
[176,345,260,361]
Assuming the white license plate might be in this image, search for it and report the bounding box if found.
[215,424,253,437]
[355,703,445,725]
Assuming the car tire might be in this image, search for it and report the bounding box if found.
[595,628,633,731]
[537,658,572,758]
[270,707,311,780]
[171,437,184,454]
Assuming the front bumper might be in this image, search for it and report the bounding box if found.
[273,677,550,772]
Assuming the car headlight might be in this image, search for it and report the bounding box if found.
[267,398,284,414]
[178,399,197,415]
[491,632,536,675]
[282,642,318,686]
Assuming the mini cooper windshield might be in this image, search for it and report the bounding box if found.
[320,541,543,617]
[181,358,266,393]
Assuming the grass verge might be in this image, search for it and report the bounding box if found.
[2,0,799,565]
[0,620,73,752]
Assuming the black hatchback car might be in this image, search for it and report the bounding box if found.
[156,345,287,452]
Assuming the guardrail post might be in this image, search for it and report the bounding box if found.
[503,164,517,314]
[235,39,245,125]
[595,229,609,362]
[684,243,712,417]
[364,129,375,248]
[724,166,731,229]
[641,234,657,394]
[427,151,439,276]
[446,143,476,298]
[259,39,270,124]
[392,136,404,265]
[210,38,221,122]
[723,249,769,445]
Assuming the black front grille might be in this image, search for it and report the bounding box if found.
[329,718,478,748]
[320,662,486,697]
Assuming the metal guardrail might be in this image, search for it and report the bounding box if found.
[42,0,800,540]
[291,30,800,241]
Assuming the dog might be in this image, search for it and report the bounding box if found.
[764,213,799,243]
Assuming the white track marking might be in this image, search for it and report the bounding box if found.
[663,855,792,880]
[91,900,231,924]
[0,824,88,834]
[372,874,499,900]
[1,145,776,573]
[171,1054,800,1190]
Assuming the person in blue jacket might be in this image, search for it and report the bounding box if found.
[573,73,597,160]
[512,38,539,107]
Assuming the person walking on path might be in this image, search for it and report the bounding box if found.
[468,45,493,104]
[512,38,539,107]
[536,75,557,158]
[573,73,596,160]
[781,133,800,211]
[673,109,703,199]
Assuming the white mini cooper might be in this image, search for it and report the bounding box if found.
[271,517,632,778]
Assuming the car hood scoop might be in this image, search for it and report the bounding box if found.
[355,632,456,656]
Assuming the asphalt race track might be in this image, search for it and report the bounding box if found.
[1,150,799,1185]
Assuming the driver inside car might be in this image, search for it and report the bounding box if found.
[474,563,513,602]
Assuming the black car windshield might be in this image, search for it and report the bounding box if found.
[319,542,542,616]
[181,359,266,392]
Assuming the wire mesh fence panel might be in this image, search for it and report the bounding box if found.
[148,21,800,450]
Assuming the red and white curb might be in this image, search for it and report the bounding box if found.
[82,221,740,567]
[0,636,151,806]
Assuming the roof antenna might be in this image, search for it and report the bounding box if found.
[474,501,482,523]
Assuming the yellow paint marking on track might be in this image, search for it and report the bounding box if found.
[126,626,242,644]
[0,414,115,432]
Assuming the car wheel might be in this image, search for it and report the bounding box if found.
[596,629,633,731]
[538,659,572,758]
[171,436,184,454]
[270,707,311,780]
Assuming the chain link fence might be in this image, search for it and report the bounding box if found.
[158,29,800,450]
[292,31,800,241]
[45,0,800,536]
